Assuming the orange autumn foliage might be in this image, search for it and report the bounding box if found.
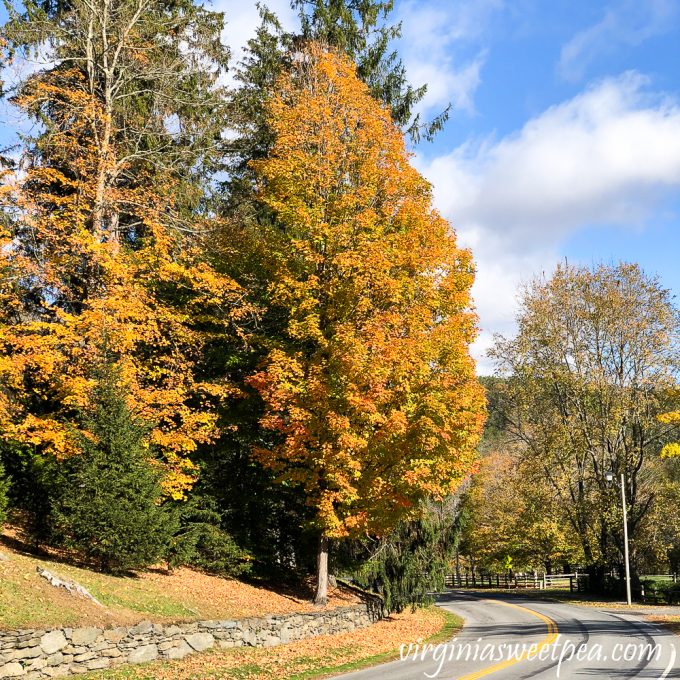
[248,45,486,538]
[0,71,247,497]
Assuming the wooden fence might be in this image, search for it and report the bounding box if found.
[444,572,679,599]
[445,572,588,592]
[641,574,679,583]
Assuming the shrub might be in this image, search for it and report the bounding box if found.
[167,497,250,577]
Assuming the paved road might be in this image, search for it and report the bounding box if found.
[336,591,679,680]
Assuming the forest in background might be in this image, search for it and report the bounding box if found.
[461,264,680,594]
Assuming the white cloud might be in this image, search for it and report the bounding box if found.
[397,0,503,117]
[559,0,678,82]
[416,72,680,373]
[218,0,298,65]
[399,0,503,44]
[0,47,55,153]
[407,52,486,117]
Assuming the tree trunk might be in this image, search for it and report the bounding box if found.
[314,535,329,606]
[93,93,113,238]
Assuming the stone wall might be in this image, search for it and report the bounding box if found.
[0,600,383,678]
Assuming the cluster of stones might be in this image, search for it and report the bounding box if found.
[0,602,383,678]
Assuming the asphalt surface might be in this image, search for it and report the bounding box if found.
[334,591,679,680]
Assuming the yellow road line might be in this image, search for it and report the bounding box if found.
[457,599,559,680]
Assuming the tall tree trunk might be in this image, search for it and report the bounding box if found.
[93,0,114,239]
[93,118,111,237]
[314,534,329,606]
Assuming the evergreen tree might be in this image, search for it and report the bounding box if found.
[293,0,448,141]
[52,363,175,573]
[195,420,318,576]
[166,494,250,577]
[354,499,462,613]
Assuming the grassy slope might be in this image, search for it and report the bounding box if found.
[0,535,358,631]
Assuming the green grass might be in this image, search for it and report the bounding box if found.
[58,568,198,618]
[0,576,87,630]
[0,549,201,629]
[0,535,344,630]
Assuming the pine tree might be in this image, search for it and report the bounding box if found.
[354,499,462,614]
[52,363,175,573]
[166,495,250,577]
[293,0,448,141]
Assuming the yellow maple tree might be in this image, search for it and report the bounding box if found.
[248,44,485,603]
[658,411,680,459]
[0,70,247,498]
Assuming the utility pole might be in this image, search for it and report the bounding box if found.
[621,473,632,607]
[605,471,632,606]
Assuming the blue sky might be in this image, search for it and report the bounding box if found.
[3,0,680,373]
[385,0,680,372]
[219,0,680,372]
